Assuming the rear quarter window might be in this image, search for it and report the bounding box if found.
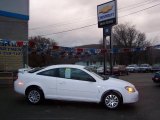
[37,69,59,77]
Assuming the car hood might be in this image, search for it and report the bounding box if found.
[103,77,134,87]
[126,67,136,69]
[152,66,160,69]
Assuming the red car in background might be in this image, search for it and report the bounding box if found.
[112,65,129,76]
[105,65,128,76]
[97,65,128,76]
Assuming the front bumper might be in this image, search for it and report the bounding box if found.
[123,91,139,104]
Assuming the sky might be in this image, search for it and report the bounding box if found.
[29,0,160,47]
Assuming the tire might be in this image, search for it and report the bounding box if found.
[103,92,122,109]
[126,71,129,75]
[26,88,44,105]
[119,72,122,76]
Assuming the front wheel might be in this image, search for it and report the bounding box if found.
[103,92,122,109]
[26,88,44,104]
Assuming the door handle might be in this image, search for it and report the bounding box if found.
[59,81,65,84]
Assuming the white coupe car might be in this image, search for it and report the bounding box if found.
[14,64,139,109]
[126,64,140,72]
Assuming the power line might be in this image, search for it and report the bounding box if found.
[119,2,160,18]
[119,0,153,10]
[40,23,97,36]
[29,16,95,31]
[29,0,155,31]
[38,2,160,37]
[0,0,155,25]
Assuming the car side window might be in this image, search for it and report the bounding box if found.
[37,67,95,82]
[71,68,95,82]
[58,68,65,78]
[37,68,59,77]
[58,68,72,79]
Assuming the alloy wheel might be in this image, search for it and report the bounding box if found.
[28,90,41,104]
[104,94,119,109]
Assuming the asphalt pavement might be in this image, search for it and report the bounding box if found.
[0,73,160,120]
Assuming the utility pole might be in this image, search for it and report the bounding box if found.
[103,29,107,75]
[103,27,112,75]
[110,29,113,75]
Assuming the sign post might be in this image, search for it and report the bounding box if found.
[103,26,112,74]
[97,0,117,75]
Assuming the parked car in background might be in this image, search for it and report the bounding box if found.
[97,65,128,76]
[87,65,98,73]
[152,71,160,83]
[126,64,140,73]
[97,66,110,74]
[97,66,104,74]
[18,67,32,73]
[139,64,152,72]
[112,65,128,76]
[14,64,139,109]
[18,64,32,73]
[151,64,160,72]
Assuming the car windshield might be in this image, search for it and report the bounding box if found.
[128,65,136,67]
[97,67,103,69]
[156,71,160,75]
[85,67,108,80]
[153,64,160,67]
[140,64,149,67]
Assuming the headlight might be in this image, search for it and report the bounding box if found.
[125,86,135,93]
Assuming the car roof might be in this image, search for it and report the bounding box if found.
[45,64,85,69]
[129,64,137,66]
[140,64,150,65]
[29,64,87,74]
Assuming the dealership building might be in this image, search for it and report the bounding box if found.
[0,0,29,71]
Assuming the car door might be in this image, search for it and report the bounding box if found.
[36,68,59,98]
[57,67,99,102]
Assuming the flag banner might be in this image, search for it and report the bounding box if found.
[76,48,84,53]
[0,38,160,59]
[17,41,24,47]
[112,48,119,53]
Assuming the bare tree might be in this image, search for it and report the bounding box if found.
[29,36,57,47]
[112,23,151,65]
[112,23,149,48]
[28,36,58,67]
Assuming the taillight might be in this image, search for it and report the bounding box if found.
[17,81,24,86]
[15,74,18,80]
[13,73,18,81]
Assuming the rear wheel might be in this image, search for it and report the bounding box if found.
[119,72,122,76]
[103,92,122,109]
[26,88,44,104]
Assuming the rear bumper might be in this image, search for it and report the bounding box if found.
[14,80,26,95]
